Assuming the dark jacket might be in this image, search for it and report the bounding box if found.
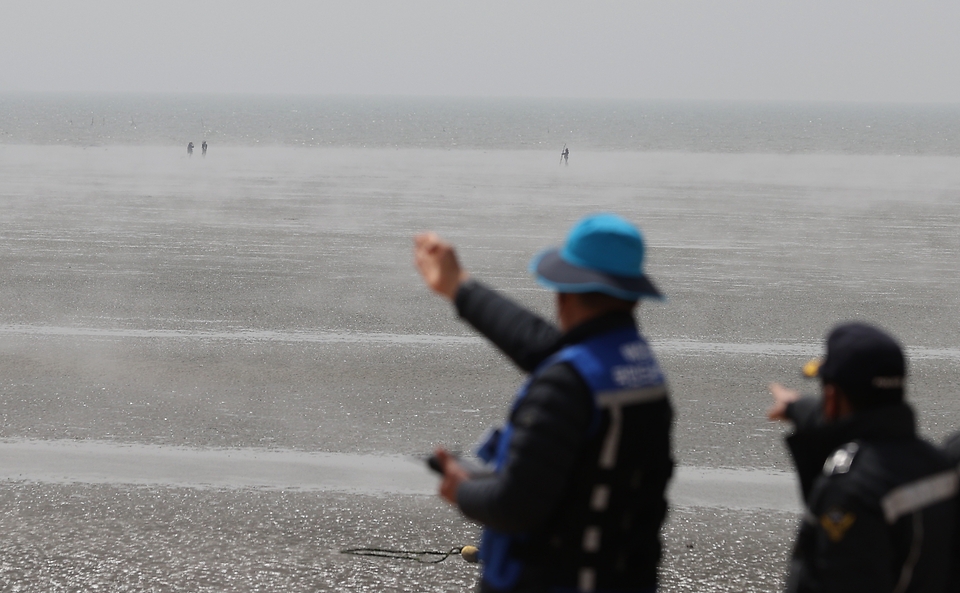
[453,280,673,592]
[784,397,956,593]
[941,432,960,593]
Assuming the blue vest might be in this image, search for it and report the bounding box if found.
[475,326,667,592]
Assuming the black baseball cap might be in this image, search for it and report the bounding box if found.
[803,322,906,403]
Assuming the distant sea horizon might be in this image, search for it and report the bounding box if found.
[2,92,960,154]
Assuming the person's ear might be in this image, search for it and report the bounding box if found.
[822,383,854,420]
[556,293,575,331]
[822,383,839,420]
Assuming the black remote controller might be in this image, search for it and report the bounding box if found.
[427,454,444,474]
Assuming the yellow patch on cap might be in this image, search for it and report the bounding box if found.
[802,358,822,379]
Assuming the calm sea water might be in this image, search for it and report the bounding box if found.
[3,93,960,153]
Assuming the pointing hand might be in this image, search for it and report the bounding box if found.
[414,232,469,301]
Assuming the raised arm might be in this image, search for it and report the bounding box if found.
[414,232,562,372]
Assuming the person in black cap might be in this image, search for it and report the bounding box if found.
[768,322,956,593]
[941,432,960,593]
[414,213,673,593]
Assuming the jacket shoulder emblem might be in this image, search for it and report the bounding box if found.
[823,442,859,476]
[820,507,856,542]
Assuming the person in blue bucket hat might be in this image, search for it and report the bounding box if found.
[414,213,673,593]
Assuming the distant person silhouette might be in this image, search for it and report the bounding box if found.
[187,142,194,157]
[561,146,569,165]
[202,141,207,157]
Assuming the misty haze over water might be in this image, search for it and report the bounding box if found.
[1,92,959,591]
[2,94,960,154]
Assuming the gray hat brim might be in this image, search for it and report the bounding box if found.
[530,249,663,300]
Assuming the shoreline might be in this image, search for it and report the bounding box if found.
[4,324,960,362]
[0,438,800,512]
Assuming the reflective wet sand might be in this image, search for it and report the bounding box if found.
[1,145,958,590]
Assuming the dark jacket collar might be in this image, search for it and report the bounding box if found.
[786,399,916,500]
[558,311,637,347]
[790,398,916,443]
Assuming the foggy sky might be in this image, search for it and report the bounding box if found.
[3,0,959,103]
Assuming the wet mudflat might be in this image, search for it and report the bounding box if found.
[1,145,958,591]
[0,482,795,593]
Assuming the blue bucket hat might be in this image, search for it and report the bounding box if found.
[529,213,663,301]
